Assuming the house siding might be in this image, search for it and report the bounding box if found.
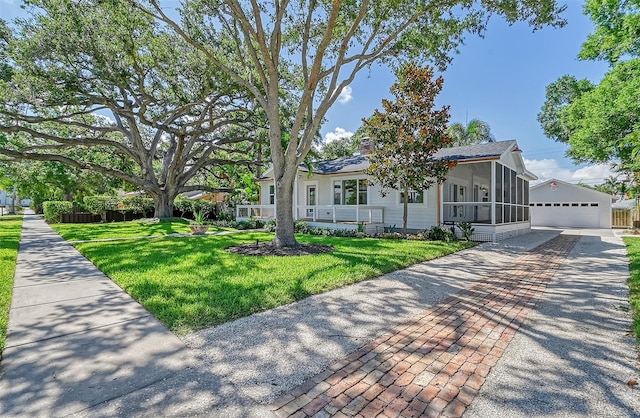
[294,173,437,230]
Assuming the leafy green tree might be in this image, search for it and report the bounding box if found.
[318,126,371,160]
[537,75,595,143]
[579,0,640,64]
[447,119,494,147]
[364,64,453,235]
[539,0,640,175]
[144,0,566,247]
[0,0,258,218]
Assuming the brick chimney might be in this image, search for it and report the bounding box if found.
[359,137,374,155]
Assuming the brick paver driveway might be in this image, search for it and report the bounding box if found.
[269,234,580,418]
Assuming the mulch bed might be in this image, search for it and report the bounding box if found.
[225,242,334,256]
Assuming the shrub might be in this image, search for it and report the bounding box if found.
[294,219,311,234]
[456,222,475,241]
[122,196,154,215]
[30,198,44,214]
[424,225,457,242]
[43,201,73,223]
[174,196,193,215]
[191,200,217,217]
[264,219,277,232]
[217,211,235,222]
[236,217,265,230]
[211,219,239,228]
[84,195,118,222]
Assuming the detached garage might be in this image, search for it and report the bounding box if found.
[530,178,612,229]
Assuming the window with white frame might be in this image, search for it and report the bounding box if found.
[269,185,275,205]
[400,190,424,204]
[334,179,368,205]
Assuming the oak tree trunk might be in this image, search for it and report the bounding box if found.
[153,191,176,219]
[272,171,298,248]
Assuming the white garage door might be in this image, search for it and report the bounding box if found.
[530,203,600,228]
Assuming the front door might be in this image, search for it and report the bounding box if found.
[306,185,316,218]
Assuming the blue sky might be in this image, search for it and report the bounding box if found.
[323,1,613,185]
[0,0,614,185]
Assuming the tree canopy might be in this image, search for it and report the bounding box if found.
[538,0,640,174]
[364,64,453,235]
[140,0,566,246]
[447,119,494,147]
[0,0,260,217]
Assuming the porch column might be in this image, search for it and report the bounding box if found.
[293,176,297,220]
[490,161,496,225]
[273,179,277,219]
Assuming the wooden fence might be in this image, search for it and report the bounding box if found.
[612,206,640,228]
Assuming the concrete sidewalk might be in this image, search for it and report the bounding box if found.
[0,214,199,416]
[1,216,637,417]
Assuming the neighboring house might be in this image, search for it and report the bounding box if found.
[237,140,536,241]
[529,178,612,229]
[612,198,638,228]
[182,190,228,203]
[0,189,30,210]
[0,189,9,206]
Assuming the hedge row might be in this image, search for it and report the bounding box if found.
[43,201,74,223]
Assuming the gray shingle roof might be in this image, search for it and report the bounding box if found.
[431,140,516,161]
[304,155,369,174]
[308,140,516,175]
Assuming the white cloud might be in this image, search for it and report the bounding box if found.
[525,158,618,186]
[323,127,354,144]
[337,86,353,104]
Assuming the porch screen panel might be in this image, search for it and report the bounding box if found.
[510,169,517,204]
[503,166,510,203]
[495,204,503,224]
[495,163,503,203]
[517,177,524,205]
[524,181,530,205]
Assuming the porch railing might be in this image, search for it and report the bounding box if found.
[236,205,275,219]
[442,202,492,224]
[236,204,384,224]
[297,205,384,223]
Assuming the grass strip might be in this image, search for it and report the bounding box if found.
[0,215,23,354]
[623,237,640,344]
[51,219,230,241]
[74,233,475,335]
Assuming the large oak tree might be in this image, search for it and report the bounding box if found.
[0,1,260,218]
[141,0,566,247]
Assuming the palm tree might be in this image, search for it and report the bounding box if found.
[447,119,495,147]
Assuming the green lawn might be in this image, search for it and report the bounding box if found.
[74,233,475,335]
[51,219,230,241]
[623,237,640,343]
[0,215,23,354]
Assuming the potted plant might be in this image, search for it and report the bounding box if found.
[189,210,210,235]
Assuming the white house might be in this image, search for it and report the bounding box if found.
[0,189,9,206]
[529,178,612,229]
[237,140,537,241]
